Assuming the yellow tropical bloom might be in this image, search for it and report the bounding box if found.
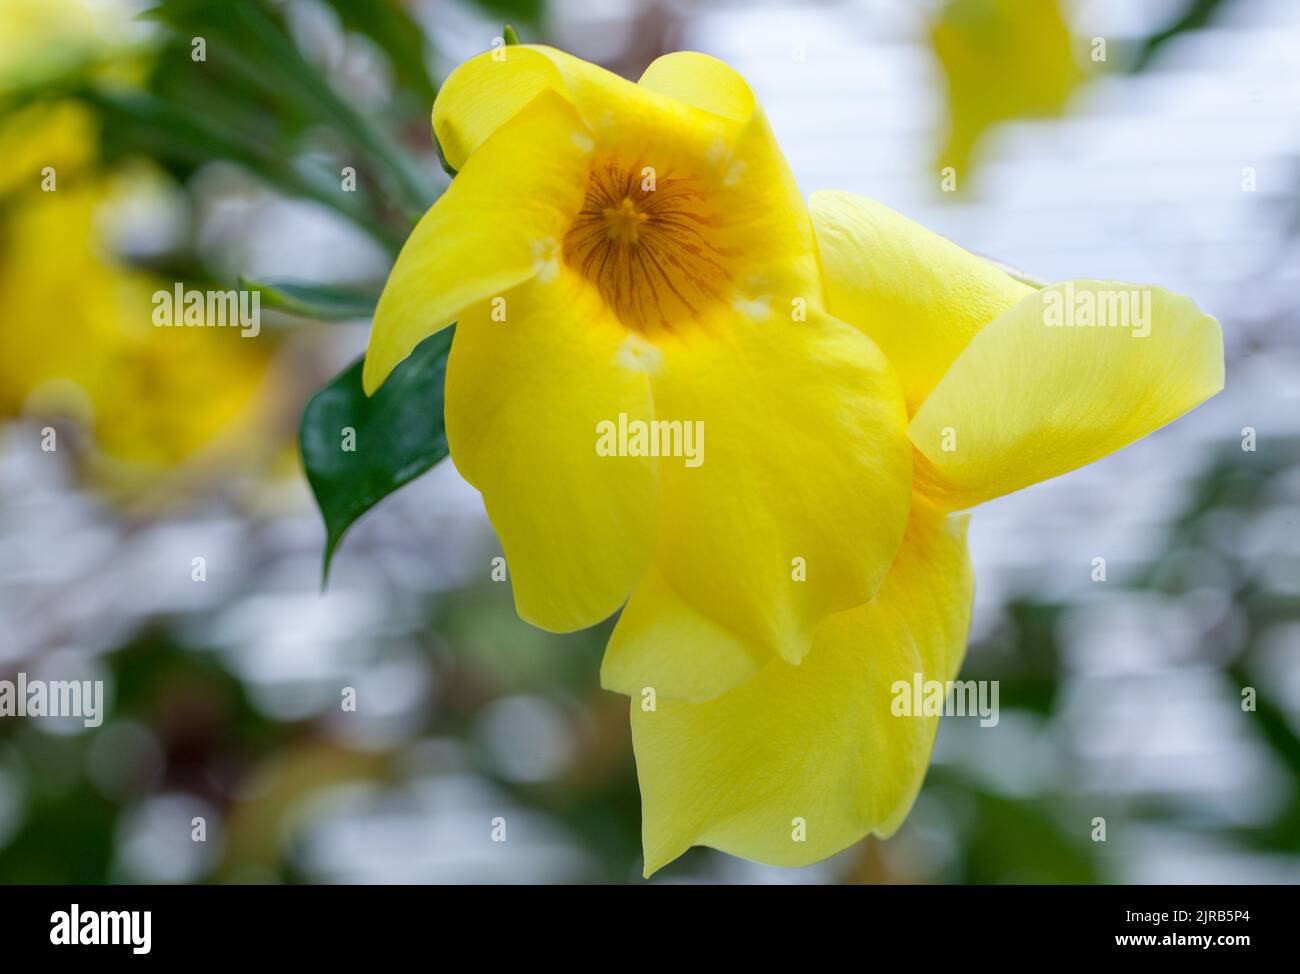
[364,46,1223,875]
[366,46,914,702]
[632,193,1222,872]
[0,159,275,499]
[931,0,1083,182]
[0,0,274,501]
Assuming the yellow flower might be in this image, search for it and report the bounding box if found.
[931,0,1083,182]
[363,46,1224,875]
[0,167,275,499]
[632,194,1222,872]
[366,46,914,700]
[0,0,275,502]
[0,0,132,93]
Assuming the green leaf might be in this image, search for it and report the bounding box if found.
[84,87,406,252]
[150,0,436,221]
[300,327,454,584]
[1130,0,1231,73]
[242,278,379,321]
[319,0,438,105]
[475,0,543,24]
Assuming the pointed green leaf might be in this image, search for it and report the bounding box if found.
[300,327,454,583]
[242,278,380,321]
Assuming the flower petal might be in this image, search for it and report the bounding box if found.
[601,308,912,702]
[636,50,757,122]
[436,47,817,311]
[600,564,763,703]
[445,268,657,632]
[432,46,572,172]
[363,88,592,394]
[909,280,1224,510]
[639,51,818,300]
[434,45,730,174]
[809,190,1033,415]
[631,499,974,875]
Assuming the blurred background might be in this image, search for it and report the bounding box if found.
[0,0,1297,884]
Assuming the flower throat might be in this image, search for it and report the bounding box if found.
[563,162,731,334]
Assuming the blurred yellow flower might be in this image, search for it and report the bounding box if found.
[0,100,96,198]
[0,0,276,500]
[364,45,1222,874]
[0,155,274,495]
[0,0,133,92]
[931,0,1084,182]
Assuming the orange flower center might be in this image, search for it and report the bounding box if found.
[563,163,730,335]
